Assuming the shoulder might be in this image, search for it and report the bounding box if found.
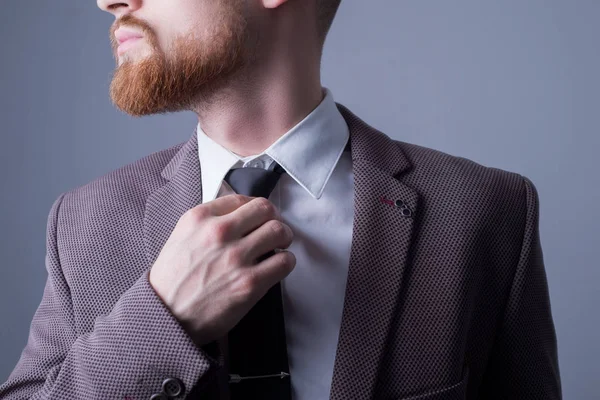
[56,138,187,223]
[338,102,530,214]
[393,139,531,221]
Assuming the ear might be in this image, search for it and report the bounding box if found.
[262,0,290,9]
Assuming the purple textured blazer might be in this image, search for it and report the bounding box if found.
[0,105,561,400]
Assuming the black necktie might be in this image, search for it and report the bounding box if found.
[223,160,292,400]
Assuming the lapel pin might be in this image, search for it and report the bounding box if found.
[380,196,413,218]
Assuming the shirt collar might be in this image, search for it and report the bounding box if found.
[197,87,350,203]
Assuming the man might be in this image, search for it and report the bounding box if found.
[0,0,562,399]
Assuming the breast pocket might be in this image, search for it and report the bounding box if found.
[391,366,469,400]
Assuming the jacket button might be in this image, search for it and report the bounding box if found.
[162,377,185,397]
[149,394,168,400]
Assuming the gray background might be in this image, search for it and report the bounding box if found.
[0,1,598,398]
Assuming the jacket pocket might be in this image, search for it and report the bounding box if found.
[391,366,469,400]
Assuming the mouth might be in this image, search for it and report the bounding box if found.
[114,27,144,55]
[117,37,143,56]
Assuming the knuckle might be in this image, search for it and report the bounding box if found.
[234,273,256,298]
[267,220,286,236]
[212,220,232,242]
[225,246,243,265]
[233,194,247,208]
[244,272,258,292]
[187,206,210,222]
[254,197,277,217]
[227,267,245,292]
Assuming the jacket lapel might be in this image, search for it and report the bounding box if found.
[329,105,421,400]
[142,104,421,400]
[143,129,203,273]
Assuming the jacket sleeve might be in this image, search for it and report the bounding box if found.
[479,175,562,399]
[0,192,221,399]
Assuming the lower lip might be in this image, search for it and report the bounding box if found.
[117,37,143,55]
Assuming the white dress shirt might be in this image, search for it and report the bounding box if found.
[197,87,354,400]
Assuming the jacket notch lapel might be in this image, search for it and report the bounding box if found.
[329,105,421,400]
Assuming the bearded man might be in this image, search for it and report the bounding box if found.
[0,1,562,399]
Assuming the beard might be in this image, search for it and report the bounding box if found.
[108,3,250,117]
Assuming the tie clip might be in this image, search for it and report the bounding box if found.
[229,372,290,384]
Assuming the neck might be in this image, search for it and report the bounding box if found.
[191,45,323,157]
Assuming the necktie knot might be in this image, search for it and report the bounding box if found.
[224,161,285,198]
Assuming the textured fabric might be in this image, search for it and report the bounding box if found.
[0,104,561,400]
[197,87,349,203]
[224,162,291,399]
[200,87,354,400]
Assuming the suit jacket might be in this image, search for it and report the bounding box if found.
[0,104,562,400]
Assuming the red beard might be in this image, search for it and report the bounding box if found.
[108,8,248,117]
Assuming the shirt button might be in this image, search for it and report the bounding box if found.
[149,394,168,400]
[162,377,185,397]
[257,158,269,168]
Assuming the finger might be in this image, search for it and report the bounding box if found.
[250,250,296,296]
[200,194,255,217]
[237,219,292,264]
[221,197,281,239]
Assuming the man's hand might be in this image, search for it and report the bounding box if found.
[148,194,296,347]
